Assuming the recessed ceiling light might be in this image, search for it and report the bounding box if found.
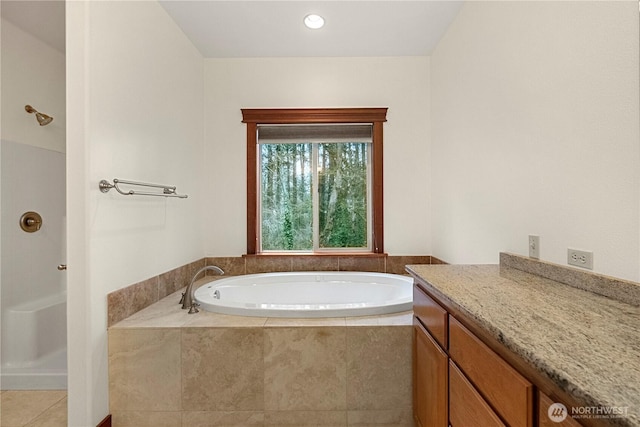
[304,14,325,30]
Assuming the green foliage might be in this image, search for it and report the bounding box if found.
[260,142,368,251]
[318,143,367,248]
[283,208,294,250]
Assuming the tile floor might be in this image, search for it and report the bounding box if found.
[0,390,67,427]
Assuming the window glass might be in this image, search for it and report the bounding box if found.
[260,143,313,250]
[318,143,369,249]
[258,125,372,252]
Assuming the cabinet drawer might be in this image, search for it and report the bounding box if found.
[539,391,582,427]
[413,284,448,348]
[449,316,534,427]
[450,360,505,427]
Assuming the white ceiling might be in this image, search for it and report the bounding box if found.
[0,1,464,58]
[159,1,464,58]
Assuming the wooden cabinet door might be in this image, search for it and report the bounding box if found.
[449,316,534,427]
[414,321,448,427]
[449,360,506,427]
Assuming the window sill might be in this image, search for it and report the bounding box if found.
[243,252,388,258]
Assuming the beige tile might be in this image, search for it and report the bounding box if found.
[264,317,346,328]
[183,311,267,328]
[264,410,347,426]
[189,259,207,277]
[24,397,67,427]
[112,290,191,329]
[386,256,431,275]
[107,277,159,327]
[345,312,413,327]
[206,257,246,276]
[111,411,181,427]
[159,263,190,299]
[107,288,131,328]
[246,256,292,274]
[338,257,384,272]
[0,390,66,427]
[129,277,159,315]
[346,326,412,410]
[182,328,264,411]
[264,327,347,411]
[182,411,264,426]
[429,256,448,264]
[291,256,340,271]
[347,408,414,426]
[113,279,268,330]
[108,328,181,411]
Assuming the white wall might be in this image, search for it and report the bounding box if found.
[1,18,65,153]
[66,1,204,424]
[430,1,640,280]
[203,56,431,256]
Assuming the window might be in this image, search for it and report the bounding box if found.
[259,125,372,252]
[242,108,387,254]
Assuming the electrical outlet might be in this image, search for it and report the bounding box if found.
[567,248,593,270]
[528,235,540,259]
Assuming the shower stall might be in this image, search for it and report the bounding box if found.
[0,140,67,389]
[1,1,67,391]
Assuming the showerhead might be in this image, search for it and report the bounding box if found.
[25,105,53,126]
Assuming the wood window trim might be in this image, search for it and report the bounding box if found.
[242,108,388,255]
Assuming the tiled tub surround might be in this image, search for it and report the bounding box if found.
[107,255,438,326]
[108,284,413,427]
[407,253,640,427]
[107,259,206,327]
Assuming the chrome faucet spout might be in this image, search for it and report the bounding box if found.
[181,265,224,312]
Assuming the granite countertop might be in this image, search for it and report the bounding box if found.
[406,256,640,427]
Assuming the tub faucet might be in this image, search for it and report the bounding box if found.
[180,265,224,313]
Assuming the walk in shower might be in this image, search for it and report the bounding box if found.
[1,141,67,389]
[1,0,67,390]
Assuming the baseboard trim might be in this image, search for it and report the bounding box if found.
[97,414,112,427]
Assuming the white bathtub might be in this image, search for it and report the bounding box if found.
[194,271,413,317]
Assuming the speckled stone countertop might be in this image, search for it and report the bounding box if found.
[406,254,640,427]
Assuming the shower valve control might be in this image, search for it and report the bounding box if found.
[19,211,43,233]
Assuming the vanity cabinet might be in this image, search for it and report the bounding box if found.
[413,282,537,427]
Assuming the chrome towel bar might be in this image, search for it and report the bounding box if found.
[99,178,188,198]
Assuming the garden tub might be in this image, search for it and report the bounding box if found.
[194,271,413,318]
